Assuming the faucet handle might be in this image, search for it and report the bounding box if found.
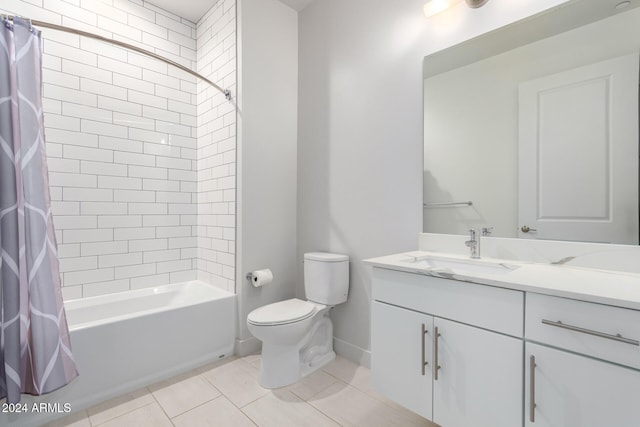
[482,227,493,236]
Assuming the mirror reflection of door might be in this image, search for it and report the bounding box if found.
[518,53,639,244]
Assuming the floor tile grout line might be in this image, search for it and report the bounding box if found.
[305,383,356,426]
[165,393,224,421]
[312,408,345,427]
[199,357,271,410]
[197,366,235,390]
[87,388,156,427]
[237,405,261,427]
[57,355,422,427]
[148,385,174,424]
[90,400,158,426]
[320,367,416,412]
[296,391,345,427]
[320,365,396,405]
[148,372,225,421]
[233,390,269,410]
[287,376,342,402]
[239,388,341,427]
[75,409,92,427]
[236,361,348,427]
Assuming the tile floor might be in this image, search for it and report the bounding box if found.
[46,355,436,427]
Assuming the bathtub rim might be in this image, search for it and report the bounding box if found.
[64,280,234,332]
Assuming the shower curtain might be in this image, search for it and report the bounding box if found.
[0,17,77,403]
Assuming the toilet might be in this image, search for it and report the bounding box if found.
[247,252,349,389]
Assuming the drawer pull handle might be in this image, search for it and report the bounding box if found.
[421,323,428,376]
[433,326,441,380]
[530,355,536,423]
[541,319,640,346]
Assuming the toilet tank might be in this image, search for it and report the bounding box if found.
[304,252,349,305]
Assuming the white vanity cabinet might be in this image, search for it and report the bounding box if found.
[431,317,522,427]
[371,267,524,427]
[371,301,434,419]
[525,293,640,427]
[525,342,640,427]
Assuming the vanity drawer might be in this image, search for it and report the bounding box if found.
[372,267,523,337]
[526,293,640,370]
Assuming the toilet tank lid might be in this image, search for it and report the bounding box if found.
[305,252,349,262]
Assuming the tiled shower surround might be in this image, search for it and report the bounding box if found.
[196,0,237,293]
[3,0,236,299]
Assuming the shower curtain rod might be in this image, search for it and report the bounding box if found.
[3,14,232,101]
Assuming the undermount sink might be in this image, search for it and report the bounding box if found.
[403,254,520,276]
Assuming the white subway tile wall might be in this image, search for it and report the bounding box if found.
[3,0,235,299]
[196,0,237,293]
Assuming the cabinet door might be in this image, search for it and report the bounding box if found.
[525,342,640,427]
[371,301,434,419]
[433,318,522,427]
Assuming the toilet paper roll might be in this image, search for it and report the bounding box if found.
[251,269,273,287]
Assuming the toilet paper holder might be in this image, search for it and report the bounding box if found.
[246,269,274,287]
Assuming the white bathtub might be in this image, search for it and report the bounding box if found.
[7,281,235,427]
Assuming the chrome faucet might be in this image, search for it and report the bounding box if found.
[465,228,480,259]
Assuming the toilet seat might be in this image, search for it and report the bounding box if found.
[247,298,316,326]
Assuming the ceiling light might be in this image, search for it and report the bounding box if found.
[424,0,458,18]
[424,0,489,18]
[465,0,489,8]
[615,1,631,10]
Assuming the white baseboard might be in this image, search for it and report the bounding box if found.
[235,335,261,356]
[334,337,371,368]
[236,335,370,368]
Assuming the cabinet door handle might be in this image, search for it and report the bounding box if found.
[530,355,536,423]
[433,326,441,380]
[542,319,640,346]
[421,323,428,375]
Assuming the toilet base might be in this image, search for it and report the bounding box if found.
[301,350,335,378]
[259,310,335,389]
[259,343,303,389]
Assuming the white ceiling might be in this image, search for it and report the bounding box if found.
[147,0,314,23]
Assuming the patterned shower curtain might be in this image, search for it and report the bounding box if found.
[0,17,77,403]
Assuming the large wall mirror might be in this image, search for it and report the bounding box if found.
[423,0,640,244]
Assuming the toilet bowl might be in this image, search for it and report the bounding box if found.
[247,252,349,389]
[247,298,334,388]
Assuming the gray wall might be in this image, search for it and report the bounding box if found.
[297,0,426,364]
[236,0,299,354]
[296,0,568,364]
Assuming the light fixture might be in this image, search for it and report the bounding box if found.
[423,0,456,18]
[465,0,489,8]
[423,0,489,18]
[615,1,631,10]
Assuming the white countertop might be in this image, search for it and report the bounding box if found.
[364,251,640,311]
